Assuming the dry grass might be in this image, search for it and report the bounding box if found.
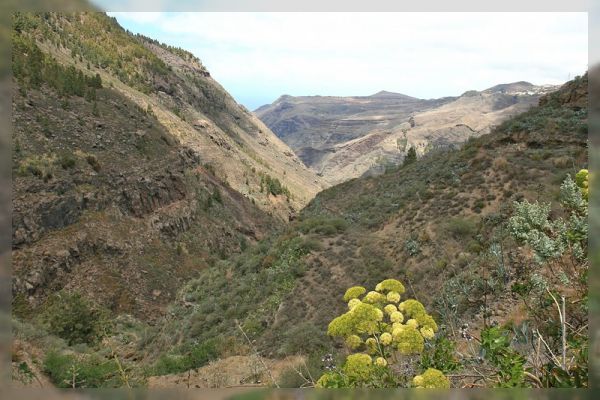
[147,355,305,388]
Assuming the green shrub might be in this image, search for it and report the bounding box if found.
[279,322,329,356]
[420,335,461,373]
[43,351,119,388]
[404,237,420,256]
[445,217,477,239]
[480,326,526,387]
[299,237,323,253]
[261,174,290,197]
[151,354,189,376]
[403,146,417,166]
[86,154,101,172]
[152,338,222,376]
[212,188,223,204]
[41,291,110,346]
[17,154,55,180]
[297,217,347,236]
[187,338,221,369]
[277,355,325,388]
[58,153,77,169]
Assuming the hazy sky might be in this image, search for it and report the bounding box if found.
[108,12,588,110]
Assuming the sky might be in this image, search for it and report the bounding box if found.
[108,12,588,110]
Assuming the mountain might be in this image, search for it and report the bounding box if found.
[256,83,559,185]
[141,74,587,387]
[11,11,322,321]
[11,11,588,390]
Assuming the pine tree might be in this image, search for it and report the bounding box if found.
[403,146,417,166]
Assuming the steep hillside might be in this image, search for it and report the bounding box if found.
[256,83,558,185]
[10,11,322,324]
[151,74,586,380]
[16,12,323,220]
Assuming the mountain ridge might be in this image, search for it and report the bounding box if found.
[255,81,560,185]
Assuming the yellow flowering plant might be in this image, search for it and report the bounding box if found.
[316,279,449,388]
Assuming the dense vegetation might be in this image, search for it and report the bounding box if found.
[13,33,102,97]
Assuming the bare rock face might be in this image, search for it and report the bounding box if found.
[121,174,187,218]
[256,83,559,186]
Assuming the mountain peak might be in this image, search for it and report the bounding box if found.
[370,90,414,99]
[483,81,535,94]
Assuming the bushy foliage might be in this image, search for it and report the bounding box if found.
[317,279,449,388]
[419,335,461,373]
[446,217,478,239]
[151,338,222,376]
[297,216,347,236]
[404,237,421,256]
[147,233,317,358]
[403,146,417,166]
[17,154,56,180]
[508,172,587,265]
[43,351,120,388]
[480,326,527,387]
[503,170,588,387]
[41,292,110,346]
[260,174,290,197]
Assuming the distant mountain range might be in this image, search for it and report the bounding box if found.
[256,82,559,185]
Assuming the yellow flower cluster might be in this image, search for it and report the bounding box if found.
[384,304,397,315]
[346,334,362,349]
[375,357,388,367]
[343,353,373,381]
[576,169,589,200]
[415,313,438,331]
[412,368,450,389]
[331,281,440,364]
[393,324,424,355]
[375,279,406,294]
[328,302,382,337]
[420,327,435,340]
[390,311,404,323]
[386,291,401,303]
[363,291,386,304]
[344,286,367,302]
[348,298,361,310]
[321,279,450,387]
[365,337,378,354]
[397,299,438,335]
[398,299,426,316]
[380,332,392,345]
[406,319,418,329]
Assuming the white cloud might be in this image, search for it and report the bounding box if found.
[109,12,588,109]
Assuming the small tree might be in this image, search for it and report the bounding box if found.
[42,291,109,346]
[403,147,417,166]
[316,279,450,388]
